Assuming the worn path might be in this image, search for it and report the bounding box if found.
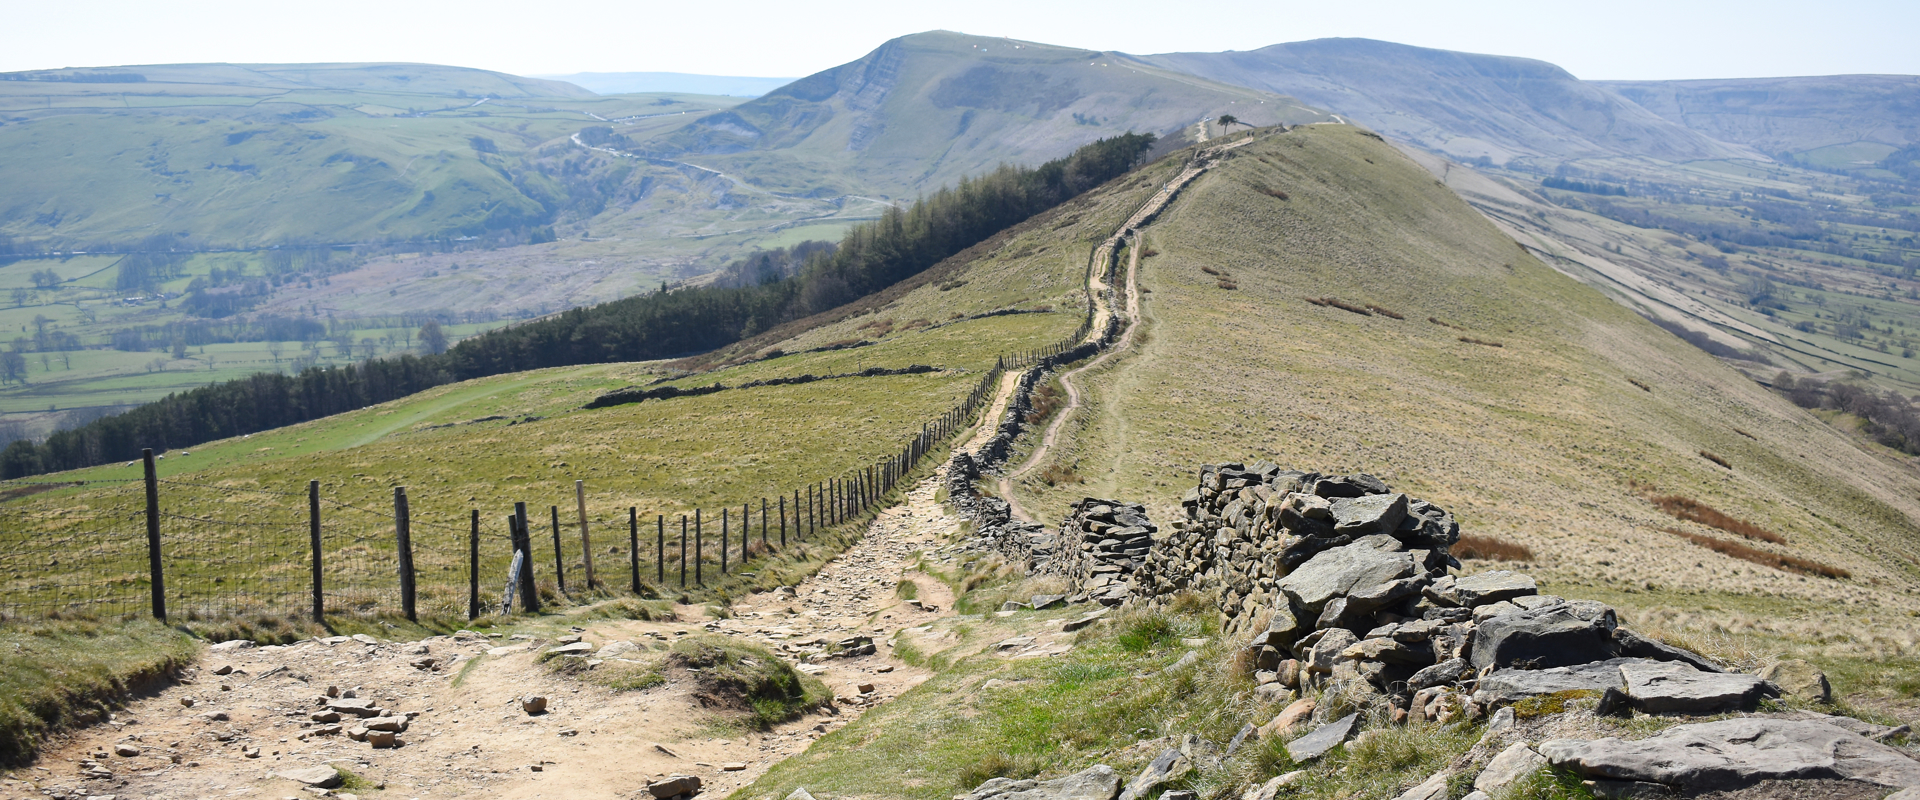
[10,477,965,800]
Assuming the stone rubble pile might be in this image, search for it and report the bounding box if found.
[949,461,1920,800]
[1032,498,1158,606]
[1133,463,1461,634]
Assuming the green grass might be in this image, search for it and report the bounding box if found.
[0,616,198,766]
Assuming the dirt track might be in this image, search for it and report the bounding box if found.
[9,476,965,800]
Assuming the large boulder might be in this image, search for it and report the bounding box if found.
[1619,661,1776,714]
[1474,743,1547,795]
[1330,493,1407,536]
[1116,750,1188,800]
[1469,601,1618,671]
[1611,627,1722,673]
[1276,535,1418,614]
[1541,718,1920,791]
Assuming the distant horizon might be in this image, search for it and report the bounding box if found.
[5,1,1917,83]
[9,33,1920,91]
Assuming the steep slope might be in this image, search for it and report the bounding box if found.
[1600,75,1920,160]
[1138,38,1755,164]
[641,31,1328,194]
[1013,125,1920,644]
[0,63,718,247]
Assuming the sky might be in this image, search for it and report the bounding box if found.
[5,0,1917,82]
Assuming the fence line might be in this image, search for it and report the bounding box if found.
[0,262,1104,623]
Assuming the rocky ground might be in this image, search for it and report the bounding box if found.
[2,475,962,800]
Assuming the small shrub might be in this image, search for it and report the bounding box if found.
[1699,450,1731,469]
[1201,266,1227,277]
[1427,316,1458,329]
[1040,462,1083,486]
[1364,304,1404,319]
[1257,186,1290,200]
[1628,378,1652,392]
[1026,383,1065,424]
[1454,534,1533,562]
[1141,247,1159,257]
[1734,428,1757,440]
[1217,280,1238,290]
[1459,336,1504,347]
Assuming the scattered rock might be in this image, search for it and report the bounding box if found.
[521,695,548,715]
[277,766,342,789]
[1444,570,1537,607]
[1286,713,1359,762]
[1474,742,1547,794]
[1470,602,1619,671]
[1392,770,1451,800]
[1118,749,1190,800]
[647,775,701,799]
[1760,659,1833,704]
[209,640,255,652]
[1261,698,1316,739]
[210,664,233,676]
[722,762,748,771]
[546,642,595,657]
[1063,609,1109,632]
[962,764,1120,800]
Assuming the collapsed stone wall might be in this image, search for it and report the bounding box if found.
[1131,462,1461,635]
[1033,499,1158,606]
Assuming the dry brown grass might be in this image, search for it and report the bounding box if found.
[1650,495,1785,544]
[1660,528,1851,579]
[1734,428,1757,440]
[1040,463,1084,487]
[1699,450,1732,469]
[1217,280,1238,290]
[1629,378,1652,392]
[1458,336,1504,347]
[1257,185,1290,200]
[1426,316,1458,329]
[1454,534,1534,562]
[1026,383,1065,425]
[1306,297,1372,316]
[1364,304,1404,319]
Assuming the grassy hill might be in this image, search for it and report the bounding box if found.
[1600,75,1920,161]
[640,31,1327,195]
[1138,38,1754,164]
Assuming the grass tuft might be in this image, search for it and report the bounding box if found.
[1699,450,1732,469]
[1648,495,1785,544]
[1659,527,1851,579]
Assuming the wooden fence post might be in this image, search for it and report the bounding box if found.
[695,509,703,586]
[760,499,768,548]
[394,487,415,622]
[576,480,595,590]
[741,502,749,564]
[308,479,322,623]
[779,495,787,547]
[720,507,729,574]
[143,449,164,622]
[628,507,640,596]
[468,510,480,621]
[514,502,539,612]
[549,505,566,593]
[657,514,665,587]
[807,485,815,536]
[679,515,688,588]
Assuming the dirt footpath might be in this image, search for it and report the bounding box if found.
[7,475,962,800]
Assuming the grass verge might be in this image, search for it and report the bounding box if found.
[0,617,197,765]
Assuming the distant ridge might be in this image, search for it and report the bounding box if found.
[539,71,798,96]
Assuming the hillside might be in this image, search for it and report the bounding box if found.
[1137,38,1756,164]
[1601,74,1920,162]
[636,31,1328,195]
[538,72,797,97]
[997,126,1920,655]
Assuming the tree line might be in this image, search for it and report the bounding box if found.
[0,132,1157,478]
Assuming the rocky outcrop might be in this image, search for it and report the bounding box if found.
[1542,718,1920,791]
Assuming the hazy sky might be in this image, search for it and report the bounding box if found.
[6,0,1916,82]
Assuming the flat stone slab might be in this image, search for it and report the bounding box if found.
[1277,535,1415,613]
[1541,718,1920,791]
[1472,658,1652,706]
[1447,570,1537,607]
[1286,713,1359,762]
[1475,742,1547,794]
[1621,661,1774,714]
[277,766,342,788]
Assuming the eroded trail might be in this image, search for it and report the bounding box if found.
[16,478,965,800]
[996,135,1261,521]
